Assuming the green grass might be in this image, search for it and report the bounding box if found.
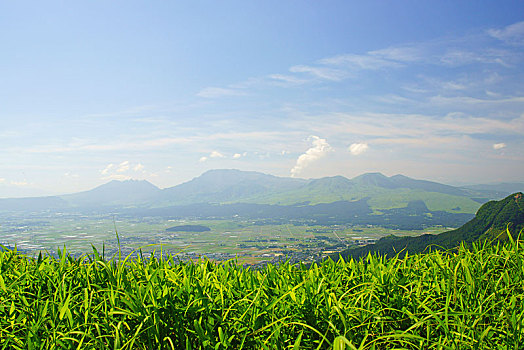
[0,235,523,349]
[238,187,481,214]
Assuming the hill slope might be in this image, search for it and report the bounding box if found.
[340,192,524,259]
[158,169,307,205]
[0,170,512,218]
[61,179,161,207]
[243,172,487,213]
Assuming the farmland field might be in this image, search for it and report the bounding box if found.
[0,211,447,264]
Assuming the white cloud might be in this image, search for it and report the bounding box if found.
[268,74,308,85]
[290,136,332,177]
[101,163,114,175]
[210,151,225,158]
[493,143,507,150]
[116,161,130,172]
[199,156,208,162]
[197,87,247,98]
[488,21,524,45]
[232,152,247,159]
[289,65,347,81]
[349,143,369,155]
[100,161,146,180]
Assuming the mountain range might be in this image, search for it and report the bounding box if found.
[0,169,521,229]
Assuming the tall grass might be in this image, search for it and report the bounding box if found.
[0,233,522,349]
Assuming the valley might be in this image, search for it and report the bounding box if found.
[0,211,447,265]
[0,169,520,264]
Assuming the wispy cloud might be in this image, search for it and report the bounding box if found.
[268,74,308,86]
[439,49,511,67]
[429,95,524,108]
[488,21,524,46]
[289,65,347,81]
[185,20,524,111]
[493,142,507,150]
[369,46,424,62]
[116,161,130,172]
[290,136,332,177]
[100,161,147,180]
[101,164,114,175]
[197,87,247,98]
[319,53,402,69]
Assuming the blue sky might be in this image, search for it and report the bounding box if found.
[1,1,523,197]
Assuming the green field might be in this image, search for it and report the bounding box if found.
[0,237,522,349]
[0,212,447,264]
[237,187,482,214]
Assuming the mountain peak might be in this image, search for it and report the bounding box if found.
[390,174,411,180]
[351,172,396,188]
[358,172,388,178]
[161,169,306,204]
[97,179,159,190]
[60,178,161,207]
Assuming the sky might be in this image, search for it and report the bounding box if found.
[1,1,524,197]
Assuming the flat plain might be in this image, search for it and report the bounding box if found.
[0,211,447,264]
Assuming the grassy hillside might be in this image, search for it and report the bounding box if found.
[242,182,482,214]
[342,192,524,259]
[1,239,523,349]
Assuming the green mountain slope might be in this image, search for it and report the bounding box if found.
[240,172,485,214]
[340,192,524,259]
[158,169,307,205]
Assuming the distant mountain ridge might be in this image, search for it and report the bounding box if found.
[158,169,306,205]
[0,169,521,216]
[62,179,161,207]
[462,183,524,197]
